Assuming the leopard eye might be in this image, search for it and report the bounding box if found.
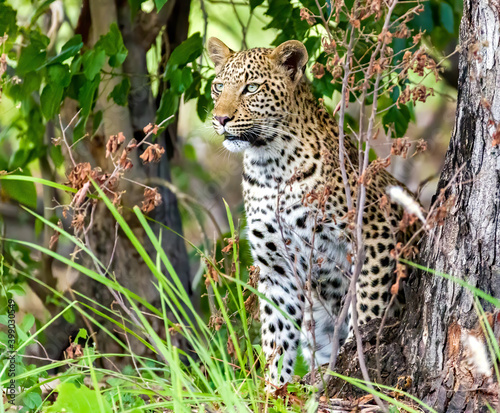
[213,83,224,93]
[244,83,259,94]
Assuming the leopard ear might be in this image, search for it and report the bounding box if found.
[271,40,308,82]
[207,37,233,73]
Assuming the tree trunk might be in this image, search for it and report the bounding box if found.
[325,0,500,410]
[374,0,500,410]
[400,0,500,409]
[79,0,193,364]
[30,0,193,368]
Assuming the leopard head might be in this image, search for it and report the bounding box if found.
[207,37,308,153]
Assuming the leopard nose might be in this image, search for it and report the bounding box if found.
[215,115,233,126]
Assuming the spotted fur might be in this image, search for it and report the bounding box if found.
[207,38,414,387]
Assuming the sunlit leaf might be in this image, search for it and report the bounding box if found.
[46,383,112,413]
[165,32,203,76]
[95,23,128,67]
[46,35,84,66]
[0,2,17,38]
[40,83,64,119]
[82,49,106,80]
[1,170,37,209]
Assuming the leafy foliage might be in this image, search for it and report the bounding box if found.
[261,0,461,138]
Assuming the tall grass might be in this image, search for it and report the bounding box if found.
[2,175,497,412]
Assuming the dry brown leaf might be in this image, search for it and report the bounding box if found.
[118,149,133,170]
[391,138,411,159]
[140,144,165,163]
[143,123,153,134]
[64,342,83,359]
[221,238,235,254]
[299,8,316,25]
[67,162,92,189]
[311,62,325,79]
[71,213,86,231]
[141,187,162,213]
[105,132,125,158]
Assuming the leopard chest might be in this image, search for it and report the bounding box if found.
[243,174,353,293]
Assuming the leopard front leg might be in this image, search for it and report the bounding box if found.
[258,267,304,388]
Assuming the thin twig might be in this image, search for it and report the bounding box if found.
[323,24,357,388]
[315,0,333,41]
[199,0,208,66]
[59,114,78,168]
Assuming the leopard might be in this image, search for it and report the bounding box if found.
[207,37,417,387]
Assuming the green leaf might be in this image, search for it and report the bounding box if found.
[92,110,103,136]
[0,170,37,209]
[19,391,42,410]
[78,76,100,118]
[0,174,78,195]
[95,23,128,67]
[49,144,64,168]
[19,313,35,332]
[9,284,26,296]
[168,69,183,93]
[382,105,410,137]
[109,48,128,68]
[62,307,76,323]
[7,71,41,100]
[184,70,201,102]
[73,115,88,142]
[154,0,169,12]
[0,2,17,38]
[165,32,203,79]
[250,0,265,10]
[46,35,84,66]
[8,148,30,170]
[168,66,194,94]
[180,66,193,92]
[70,53,82,74]
[40,83,64,119]
[46,383,112,413]
[74,328,88,342]
[25,103,45,151]
[30,0,57,25]
[47,63,71,87]
[411,3,434,33]
[439,2,455,34]
[303,36,321,57]
[196,94,212,122]
[16,43,47,75]
[82,49,106,80]
[156,90,179,125]
[109,77,130,106]
[196,76,214,122]
[41,63,71,118]
[183,143,197,161]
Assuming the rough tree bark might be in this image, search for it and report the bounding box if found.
[326,0,500,410]
[400,0,500,409]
